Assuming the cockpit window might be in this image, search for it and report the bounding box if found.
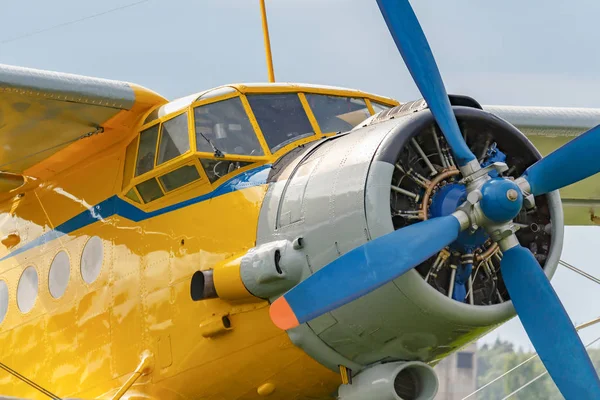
[200,159,252,183]
[194,97,264,156]
[246,94,314,152]
[305,94,371,133]
[125,188,141,203]
[159,164,200,192]
[371,101,392,113]
[136,178,164,202]
[157,112,190,165]
[136,125,159,176]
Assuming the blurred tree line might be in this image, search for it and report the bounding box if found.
[476,338,600,399]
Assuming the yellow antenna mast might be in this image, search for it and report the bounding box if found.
[259,0,276,82]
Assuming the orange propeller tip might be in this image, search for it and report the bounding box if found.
[270,296,299,330]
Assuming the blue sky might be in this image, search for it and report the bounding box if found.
[2,0,600,351]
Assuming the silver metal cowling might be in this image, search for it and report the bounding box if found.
[255,106,564,373]
[337,361,439,400]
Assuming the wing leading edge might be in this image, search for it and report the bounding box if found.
[0,63,165,181]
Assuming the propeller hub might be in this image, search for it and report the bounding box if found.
[430,183,466,218]
[479,178,523,223]
[430,183,488,251]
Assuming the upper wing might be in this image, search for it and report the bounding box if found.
[0,63,165,187]
[484,105,600,225]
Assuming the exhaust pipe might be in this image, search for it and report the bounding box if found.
[337,361,439,400]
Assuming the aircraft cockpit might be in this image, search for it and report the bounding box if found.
[120,84,397,207]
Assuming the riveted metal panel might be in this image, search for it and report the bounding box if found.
[0,64,135,109]
[256,122,398,372]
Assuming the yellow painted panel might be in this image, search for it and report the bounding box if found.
[144,287,173,334]
[110,274,143,378]
[77,290,111,356]
[78,342,113,392]
[9,316,49,392]
[157,334,173,369]
[48,326,83,396]
[46,305,77,334]
[143,250,171,294]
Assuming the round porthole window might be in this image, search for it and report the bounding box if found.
[81,236,103,284]
[49,251,70,299]
[17,266,38,313]
[0,280,8,323]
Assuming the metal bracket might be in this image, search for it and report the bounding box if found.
[460,162,508,185]
[515,176,536,210]
[455,190,482,231]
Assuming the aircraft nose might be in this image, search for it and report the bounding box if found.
[251,101,560,372]
[248,119,402,304]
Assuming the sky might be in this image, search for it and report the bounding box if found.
[2,0,600,352]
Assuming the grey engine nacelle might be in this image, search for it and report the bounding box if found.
[337,361,439,400]
[254,102,564,371]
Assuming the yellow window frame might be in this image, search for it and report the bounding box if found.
[155,109,192,167]
[123,186,144,205]
[191,92,271,160]
[241,92,322,157]
[198,157,268,188]
[133,120,161,179]
[364,98,376,115]
[121,153,210,210]
[156,159,204,194]
[122,135,140,190]
[300,93,376,136]
[120,84,400,208]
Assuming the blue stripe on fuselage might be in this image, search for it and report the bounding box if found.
[0,164,271,262]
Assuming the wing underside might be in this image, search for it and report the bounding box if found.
[485,105,600,225]
[0,64,164,186]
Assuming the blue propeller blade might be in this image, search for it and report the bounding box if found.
[270,215,462,330]
[523,124,600,196]
[501,245,600,399]
[375,0,476,167]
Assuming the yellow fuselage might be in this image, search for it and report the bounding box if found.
[0,84,397,399]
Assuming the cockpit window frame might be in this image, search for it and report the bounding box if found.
[156,109,192,166]
[189,89,269,160]
[242,92,328,157]
[120,90,270,208]
[245,93,319,153]
[121,152,209,207]
[192,95,269,159]
[303,93,372,135]
[120,84,398,208]
[129,109,195,182]
[134,121,161,178]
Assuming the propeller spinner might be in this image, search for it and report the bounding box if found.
[270,0,600,398]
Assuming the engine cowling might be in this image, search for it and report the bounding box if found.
[253,100,563,373]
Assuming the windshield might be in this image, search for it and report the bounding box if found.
[194,97,264,156]
[371,101,392,114]
[305,94,371,133]
[246,93,314,152]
